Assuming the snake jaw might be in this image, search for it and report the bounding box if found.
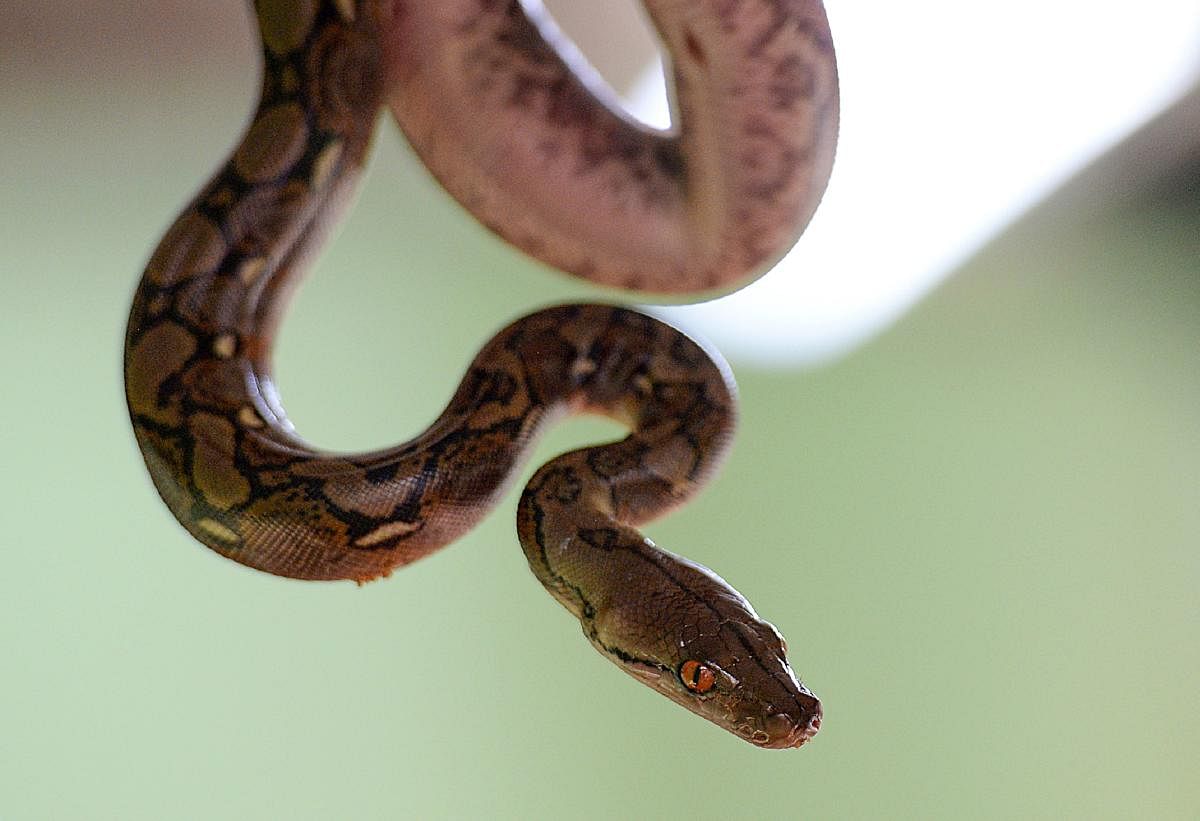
[614,645,822,750]
[668,615,823,749]
[758,691,823,749]
[718,672,823,749]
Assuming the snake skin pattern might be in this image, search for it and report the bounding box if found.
[124,0,837,748]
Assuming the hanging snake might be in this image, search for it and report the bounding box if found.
[123,0,838,749]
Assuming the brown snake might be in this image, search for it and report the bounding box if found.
[123,0,838,748]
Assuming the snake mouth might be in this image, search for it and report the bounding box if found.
[758,709,822,749]
[789,712,822,747]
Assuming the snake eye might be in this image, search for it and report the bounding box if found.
[680,660,715,693]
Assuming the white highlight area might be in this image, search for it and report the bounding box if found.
[627,1,1200,366]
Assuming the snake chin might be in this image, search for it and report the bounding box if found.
[721,684,823,750]
[756,706,822,750]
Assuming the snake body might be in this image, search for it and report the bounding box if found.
[124,0,837,748]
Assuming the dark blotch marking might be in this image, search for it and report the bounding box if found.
[683,29,707,67]
[364,462,400,485]
[536,465,583,505]
[578,527,621,551]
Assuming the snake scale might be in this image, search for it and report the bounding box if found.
[124,0,838,748]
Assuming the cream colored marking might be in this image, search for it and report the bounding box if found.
[311,141,344,191]
[238,406,265,428]
[633,374,653,394]
[570,358,597,380]
[213,334,237,359]
[198,518,241,543]
[332,0,356,22]
[237,257,268,285]
[354,520,420,547]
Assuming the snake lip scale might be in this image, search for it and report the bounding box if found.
[124,0,838,749]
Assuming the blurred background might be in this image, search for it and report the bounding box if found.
[2,1,1197,818]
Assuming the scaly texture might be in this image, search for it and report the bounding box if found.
[124,0,836,748]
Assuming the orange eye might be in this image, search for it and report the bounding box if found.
[680,660,715,693]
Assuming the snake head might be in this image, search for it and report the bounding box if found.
[663,616,822,749]
[589,552,822,749]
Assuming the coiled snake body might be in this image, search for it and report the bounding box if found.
[124,0,838,748]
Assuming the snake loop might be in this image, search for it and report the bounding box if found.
[124,0,837,748]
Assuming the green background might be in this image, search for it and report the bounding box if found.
[3,4,1197,818]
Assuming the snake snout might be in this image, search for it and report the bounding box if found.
[762,702,822,749]
[795,711,822,745]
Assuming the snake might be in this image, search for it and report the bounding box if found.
[123,0,838,749]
